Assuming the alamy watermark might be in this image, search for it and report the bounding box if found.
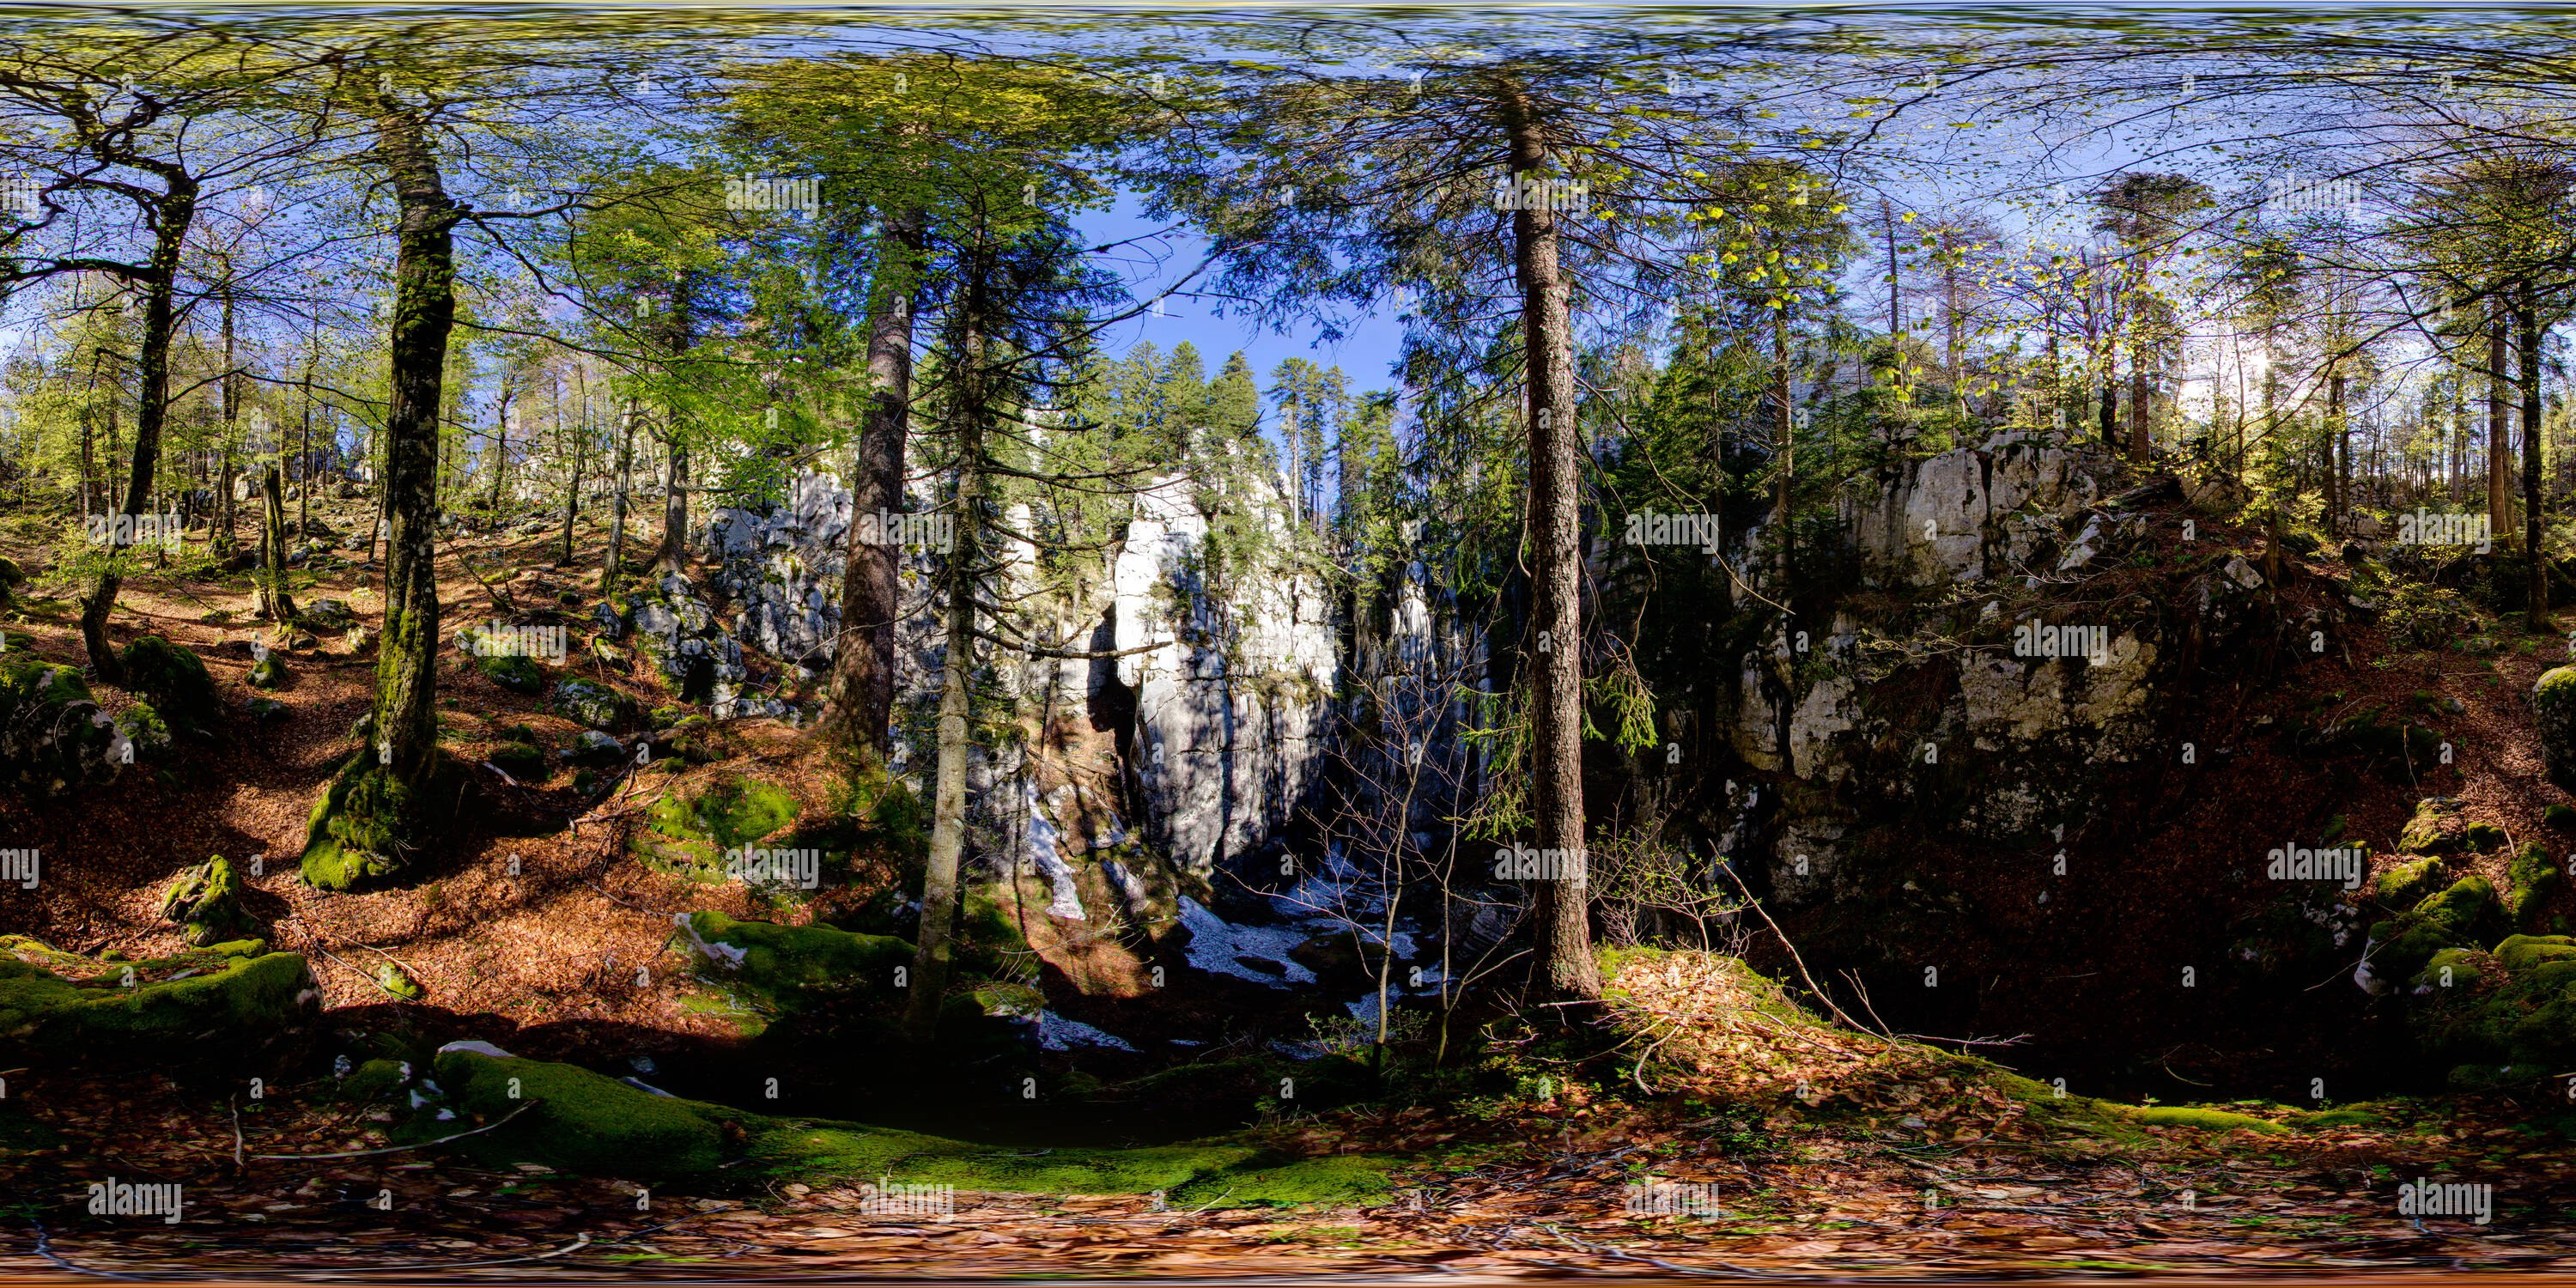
[723,174,818,213]
[1,848,36,890]
[1494,175,1589,215]
[3,175,38,219]
[2268,841,2366,890]
[2266,176,2364,217]
[1624,510,1721,554]
[852,509,955,551]
[2395,507,2494,555]
[1493,845,1587,884]
[85,513,183,550]
[724,847,821,890]
[859,1177,955,1217]
[2397,1177,2493,1224]
[2013,622,2111,664]
[1624,1182,1722,1216]
[467,623,567,665]
[87,1179,182,1224]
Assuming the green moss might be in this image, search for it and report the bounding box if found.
[118,635,220,738]
[339,1058,413,1103]
[2129,1106,2288,1134]
[630,775,798,878]
[159,856,259,947]
[2509,842,2563,931]
[489,741,549,782]
[121,701,173,759]
[247,652,287,689]
[2466,823,2508,853]
[424,1051,750,1177]
[301,755,463,891]
[2549,805,2576,830]
[2377,857,2447,910]
[2397,798,2471,857]
[0,945,317,1058]
[478,652,546,695]
[676,911,909,1013]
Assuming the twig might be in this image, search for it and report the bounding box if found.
[1718,864,1874,1035]
[27,1222,149,1281]
[252,1097,541,1159]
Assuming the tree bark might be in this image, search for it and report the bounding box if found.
[76,172,197,683]
[605,397,635,596]
[1500,85,1600,1004]
[2128,361,2151,465]
[2521,288,2549,630]
[258,461,297,626]
[904,306,989,1045]
[2491,320,2513,543]
[369,101,462,790]
[818,209,924,762]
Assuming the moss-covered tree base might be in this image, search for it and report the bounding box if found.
[300,752,470,891]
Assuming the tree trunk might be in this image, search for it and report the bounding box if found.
[1500,87,1600,1004]
[604,398,635,596]
[258,462,298,626]
[77,178,196,683]
[904,310,989,1045]
[2491,321,2512,542]
[2128,361,2150,465]
[2330,368,2348,532]
[559,377,583,566]
[368,103,461,793]
[2097,366,2117,453]
[491,381,509,513]
[655,436,689,575]
[2522,289,2549,631]
[819,209,923,762]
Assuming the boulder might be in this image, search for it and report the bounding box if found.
[298,599,361,633]
[2397,798,2473,857]
[478,652,547,696]
[247,650,288,690]
[420,1050,755,1177]
[244,696,289,721]
[0,659,129,795]
[118,635,222,739]
[549,678,635,731]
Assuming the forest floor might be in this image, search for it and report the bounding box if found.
[6,500,2576,1278]
[1,1054,2573,1279]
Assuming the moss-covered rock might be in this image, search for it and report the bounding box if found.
[673,910,909,1014]
[2371,874,2506,982]
[0,659,128,795]
[478,652,546,696]
[244,696,289,721]
[247,651,288,689]
[118,635,221,739]
[2397,798,2472,856]
[549,678,635,732]
[2466,823,2509,853]
[489,739,549,782]
[2507,841,2564,932]
[299,599,360,633]
[0,939,318,1061]
[120,701,173,759]
[159,856,261,948]
[2539,665,2576,793]
[2411,934,2576,1072]
[375,961,424,1001]
[421,1051,753,1177]
[2377,857,2448,911]
[629,775,798,878]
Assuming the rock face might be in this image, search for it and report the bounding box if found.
[1841,433,2118,588]
[1102,476,1336,875]
[696,468,1341,882]
[1708,434,2302,908]
[596,574,786,721]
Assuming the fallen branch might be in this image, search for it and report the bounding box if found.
[252,1098,541,1160]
